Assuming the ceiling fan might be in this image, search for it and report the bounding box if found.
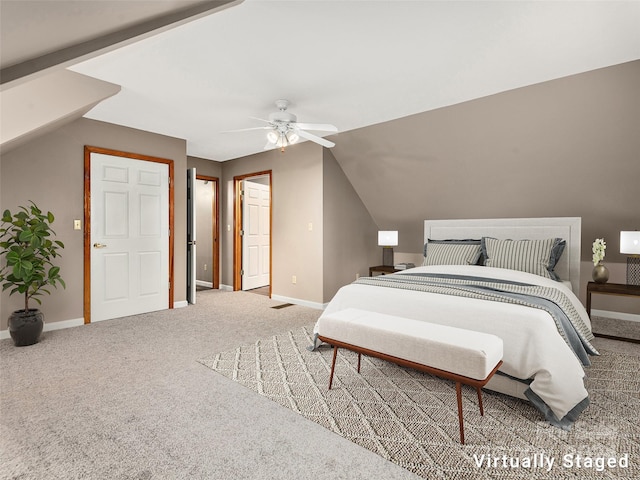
[226,100,337,152]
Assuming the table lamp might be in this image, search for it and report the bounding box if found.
[378,231,398,267]
[620,231,640,285]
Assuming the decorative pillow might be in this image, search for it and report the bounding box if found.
[481,237,566,280]
[423,239,482,266]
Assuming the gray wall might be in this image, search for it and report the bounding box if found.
[322,148,379,302]
[220,141,325,302]
[0,118,187,330]
[333,61,639,262]
[218,142,380,304]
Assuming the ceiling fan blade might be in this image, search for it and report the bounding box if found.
[222,126,271,133]
[295,123,338,132]
[296,129,335,148]
[249,116,272,124]
[264,140,276,150]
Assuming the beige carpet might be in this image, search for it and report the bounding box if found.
[199,326,640,480]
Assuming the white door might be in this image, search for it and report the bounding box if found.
[186,168,197,304]
[242,179,270,290]
[91,153,169,321]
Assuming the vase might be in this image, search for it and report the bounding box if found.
[592,263,609,284]
[8,309,44,346]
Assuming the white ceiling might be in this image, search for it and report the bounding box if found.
[10,1,640,162]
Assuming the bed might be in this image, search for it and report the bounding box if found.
[313,217,597,429]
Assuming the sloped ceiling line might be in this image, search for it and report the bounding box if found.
[0,0,241,87]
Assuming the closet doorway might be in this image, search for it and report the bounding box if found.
[233,171,272,296]
[187,171,219,304]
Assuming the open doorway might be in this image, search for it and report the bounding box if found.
[195,175,219,292]
[233,171,272,296]
[187,169,219,304]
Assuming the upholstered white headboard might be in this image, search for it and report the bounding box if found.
[424,217,582,294]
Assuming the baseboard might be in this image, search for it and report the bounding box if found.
[0,317,85,340]
[196,280,213,288]
[271,294,327,311]
[219,284,233,291]
[591,309,640,323]
[173,300,188,309]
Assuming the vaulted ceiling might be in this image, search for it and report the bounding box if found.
[2,0,638,161]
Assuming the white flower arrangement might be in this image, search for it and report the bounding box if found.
[592,238,606,266]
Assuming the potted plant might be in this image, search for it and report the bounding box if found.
[0,201,65,346]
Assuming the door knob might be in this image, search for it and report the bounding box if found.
[93,243,107,248]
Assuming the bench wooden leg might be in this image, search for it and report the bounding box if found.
[476,387,484,416]
[328,345,339,390]
[456,382,465,445]
[357,353,361,373]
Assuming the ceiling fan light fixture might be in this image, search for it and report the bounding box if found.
[267,131,279,144]
[288,133,299,144]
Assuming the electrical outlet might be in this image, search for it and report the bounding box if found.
[203,264,207,271]
[292,275,297,284]
[356,273,360,280]
[308,222,313,231]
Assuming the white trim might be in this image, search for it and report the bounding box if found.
[173,300,188,309]
[219,284,233,291]
[271,294,326,310]
[591,309,640,323]
[1,317,84,340]
[196,280,213,288]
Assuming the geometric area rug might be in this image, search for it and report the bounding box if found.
[198,325,639,480]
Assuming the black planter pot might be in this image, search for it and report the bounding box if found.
[9,309,44,346]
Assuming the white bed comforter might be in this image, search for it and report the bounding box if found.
[314,265,596,425]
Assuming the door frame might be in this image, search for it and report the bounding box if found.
[83,145,175,324]
[196,174,220,290]
[233,170,272,294]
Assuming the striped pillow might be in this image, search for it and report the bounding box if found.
[423,240,482,266]
[481,237,566,280]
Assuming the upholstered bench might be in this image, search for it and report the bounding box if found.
[317,308,503,444]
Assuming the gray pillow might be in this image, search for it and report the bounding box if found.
[423,239,482,266]
[481,237,566,280]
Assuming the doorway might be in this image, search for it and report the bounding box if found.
[195,175,219,292]
[187,169,219,304]
[233,171,272,296]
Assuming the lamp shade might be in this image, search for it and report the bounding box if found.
[620,231,640,254]
[378,231,398,247]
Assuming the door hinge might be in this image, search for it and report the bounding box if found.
[240,229,244,236]
[168,281,171,290]
[240,269,244,275]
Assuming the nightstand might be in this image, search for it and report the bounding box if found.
[586,282,640,343]
[369,265,400,276]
